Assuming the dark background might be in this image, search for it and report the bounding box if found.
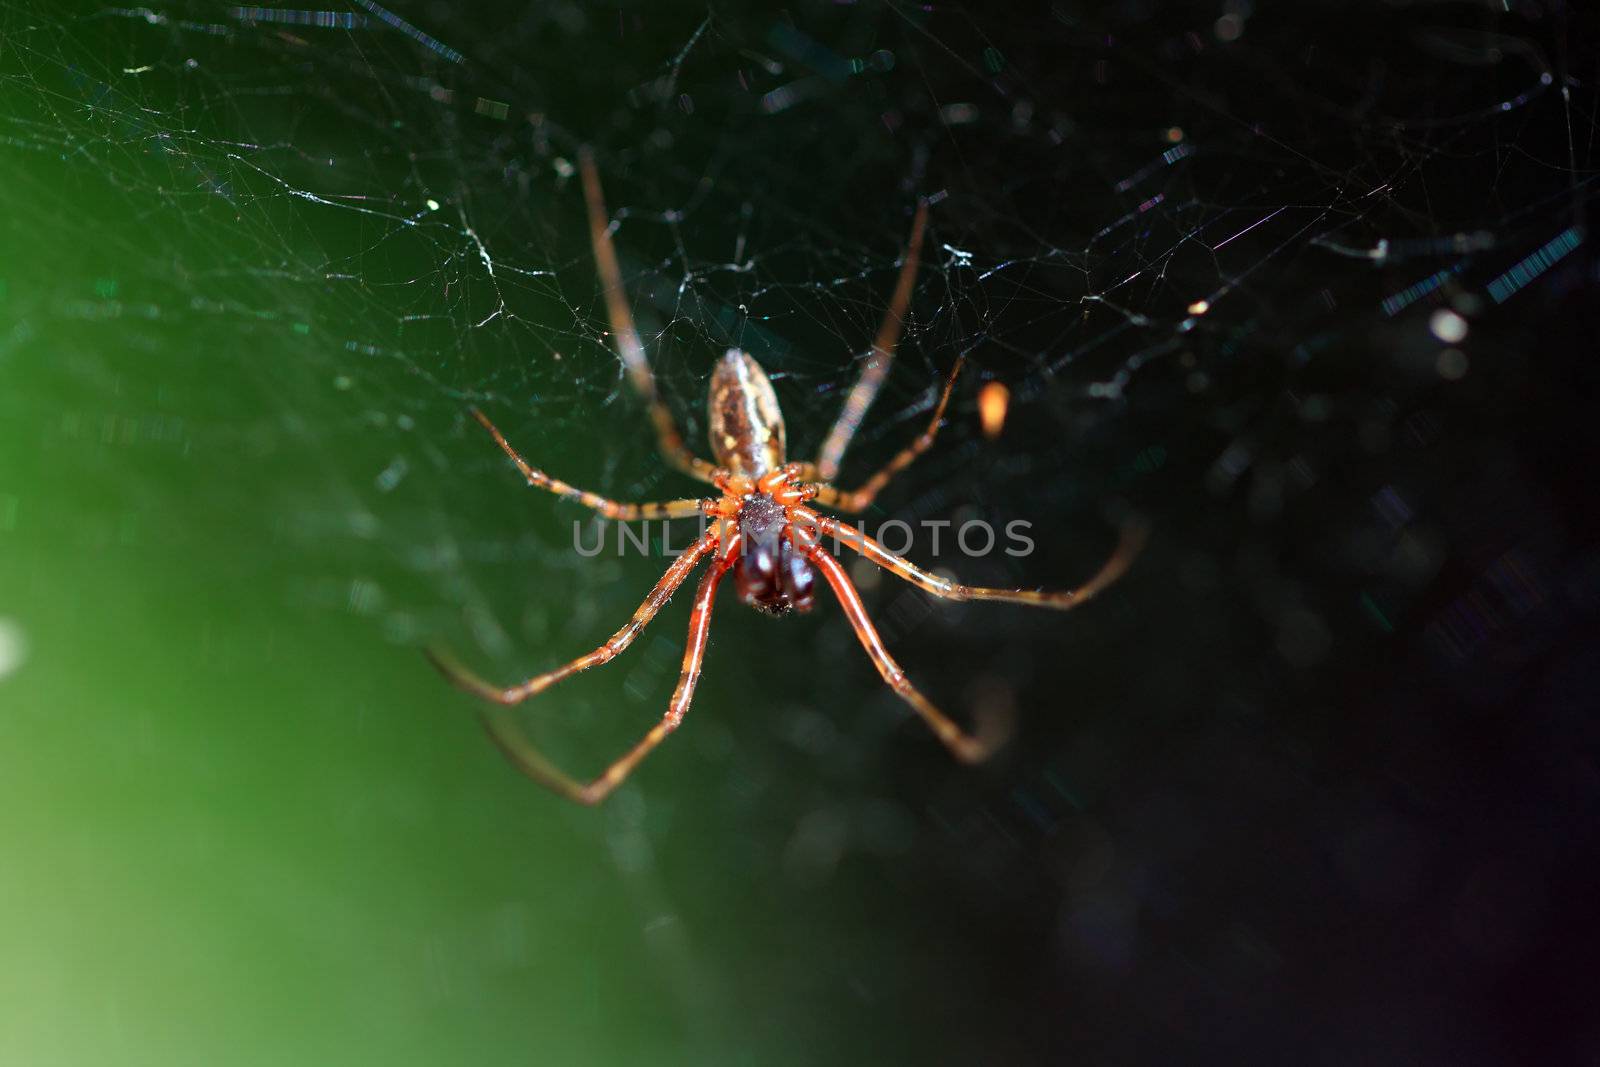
[2,1,1597,1064]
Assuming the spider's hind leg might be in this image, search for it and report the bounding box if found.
[808,356,962,515]
[578,147,718,484]
[814,199,929,483]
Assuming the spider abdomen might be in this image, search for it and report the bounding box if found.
[708,349,786,476]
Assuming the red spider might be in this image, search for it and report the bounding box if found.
[427,149,1145,804]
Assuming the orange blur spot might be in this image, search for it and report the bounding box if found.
[978,381,1010,440]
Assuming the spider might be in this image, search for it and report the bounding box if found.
[426,148,1146,804]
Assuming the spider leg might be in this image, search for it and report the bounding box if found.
[809,356,962,514]
[479,539,737,804]
[804,543,1002,762]
[814,199,929,483]
[801,508,1147,610]
[578,147,719,484]
[426,530,719,706]
[468,407,707,521]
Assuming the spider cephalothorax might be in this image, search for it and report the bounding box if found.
[426,148,1145,805]
[721,486,816,617]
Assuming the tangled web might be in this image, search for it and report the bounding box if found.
[5,1,1591,654]
[4,0,1599,1060]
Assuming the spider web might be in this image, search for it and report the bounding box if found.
[9,1,1586,627]
[3,0,1597,1062]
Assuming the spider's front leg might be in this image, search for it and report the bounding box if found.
[802,508,1146,610]
[801,541,1007,763]
[425,530,721,706]
[428,530,740,804]
[533,538,737,804]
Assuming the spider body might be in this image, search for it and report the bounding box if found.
[708,349,787,477]
[700,349,819,617]
[426,148,1145,804]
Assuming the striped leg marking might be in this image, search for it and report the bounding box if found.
[804,509,1147,611]
[815,199,929,482]
[809,356,962,514]
[579,147,718,484]
[470,407,706,521]
[805,544,1001,763]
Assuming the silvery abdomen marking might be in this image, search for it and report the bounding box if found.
[708,349,786,476]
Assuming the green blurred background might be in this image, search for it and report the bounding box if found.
[5,2,1599,1064]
